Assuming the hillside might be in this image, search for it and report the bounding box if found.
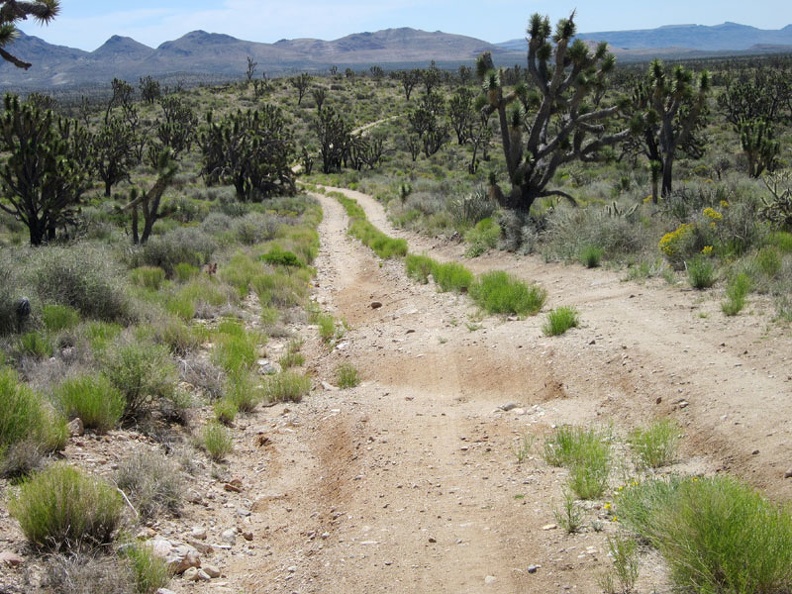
[0,21,790,91]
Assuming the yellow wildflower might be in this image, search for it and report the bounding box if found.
[703,207,723,222]
[702,245,713,256]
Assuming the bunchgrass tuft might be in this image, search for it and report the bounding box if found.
[405,253,436,284]
[470,270,546,316]
[722,272,752,316]
[41,304,81,333]
[431,261,474,293]
[336,362,360,388]
[542,306,580,336]
[618,475,792,594]
[686,255,716,289]
[627,419,680,469]
[262,371,311,403]
[122,542,172,594]
[543,425,611,500]
[199,422,233,462]
[54,374,125,434]
[8,462,123,552]
[579,245,605,268]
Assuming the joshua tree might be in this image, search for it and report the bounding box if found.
[0,0,59,69]
[0,94,91,245]
[629,60,710,201]
[478,12,629,215]
[289,73,312,106]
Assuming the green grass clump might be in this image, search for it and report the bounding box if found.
[212,320,261,374]
[722,272,752,316]
[129,266,167,291]
[470,270,546,316]
[579,245,605,268]
[173,262,200,282]
[199,422,233,462]
[349,219,408,259]
[260,245,304,268]
[0,368,66,464]
[41,304,80,333]
[252,270,308,308]
[18,331,53,358]
[618,475,792,594]
[279,338,305,369]
[213,398,238,425]
[431,261,475,293]
[262,371,311,403]
[542,306,580,336]
[8,463,123,552]
[543,425,611,500]
[767,231,792,253]
[687,255,716,289]
[54,375,125,434]
[225,371,262,413]
[336,362,361,388]
[755,246,783,279]
[122,542,172,594]
[405,253,436,284]
[464,218,500,258]
[313,311,343,344]
[627,419,680,469]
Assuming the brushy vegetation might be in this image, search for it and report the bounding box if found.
[199,422,234,462]
[8,463,123,552]
[114,449,183,521]
[543,425,611,500]
[618,475,792,594]
[336,362,361,388]
[628,419,680,469]
[53,374,126,434]
[262,371,311,403]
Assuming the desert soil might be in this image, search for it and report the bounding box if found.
[2,185,791,593]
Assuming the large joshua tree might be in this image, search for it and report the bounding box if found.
[0,0,60,69]
[478,12,629,215]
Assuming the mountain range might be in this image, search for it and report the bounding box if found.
[1,22,790,91]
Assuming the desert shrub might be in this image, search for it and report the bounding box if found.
[218,250,262,297]
[114,449,183,520]
[687,255,717,289]
[627,419,680,469]
[313,311,343,344]
[405,253,436,284]
[348,218,408,259]
[618,475,792,594]
[260,245,304,268]
[213,397,238,425]
[101,338,177,423]
[31,246,131,322]
[122,542,172,594]
[767,230,792,253]
[8,462,123,551]
[262,371,311,403]
[276,225,320,265]
[543,207,644,263]
[173,262,200,282]
[543,306,580,336]
[168,276,235,320]
[279,338,305,369]
[336,362,360,388]
[180,355,225,401]
[41,304,81,333]
[252,270,309,308]
[233,211,279,245]
[448,186,497,226]
[0,368,66,463]
[154,317,202,356]
[755,246,783,279]
[722,272,752,316]
[132,227,216,277]
[470,270,546,316]
[199,422,233,462]
[45,554,135,594]
[431,261,474,293]
[81,320,123,354]
[54,374,125,434]
[0,261,21,335]
[464,218,500,257]
[130,266,167,291]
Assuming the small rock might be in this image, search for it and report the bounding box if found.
[203,564,221,578]
[237,507,251,517]
[191,527,207,541]
[156,589,178,594]
[371,301,383,309]
[241,530,254,541]
[428,537,437,543]
[287,565,298,573]
[527,564,540,574]
[136,527,157,540]
[256,435,272,447]
[221,528,237,545]
[542,524,558,531]
[224,483,243,494]
[656,397,662,404]
[485,575,497,585]
[196,569,211,581]
[784,469,792,479]
[67,417,84,437]
[183,567,200,582]
[499,402,518,411]
[0,551,24,567]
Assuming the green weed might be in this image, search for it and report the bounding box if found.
[262,371,311,403]
[405,253,436,284]
[54,375,125,434]
[470,270,546,316]
[628,419,680,469]
[431,261,475,293]
[542,306,580,336]
[336,362,360,388]
[687,255,716,289]
[199,422,233,462]
[722,272,752,316]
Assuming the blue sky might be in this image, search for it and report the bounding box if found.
[16,0,791,52]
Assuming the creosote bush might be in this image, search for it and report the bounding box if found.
[8,462,123,552]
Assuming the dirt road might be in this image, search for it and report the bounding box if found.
[192,186,791,593]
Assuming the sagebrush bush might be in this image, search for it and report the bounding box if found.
[54,374,125,434]
[101,338,177,423]
[132,227,216,277]
[470,270,546,316]
[45,554,135,594]
[9,462,123,551]
[30,246,131,323]
[114,449,183,520]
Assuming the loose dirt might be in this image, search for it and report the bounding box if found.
[2,185,790,593]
